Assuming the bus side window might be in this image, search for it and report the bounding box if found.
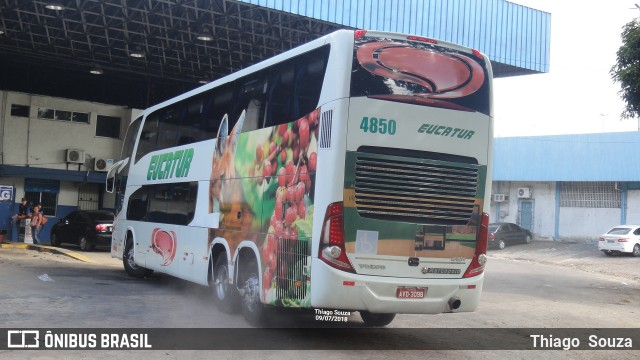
[157,104,184,151]
[135,115,159,162]
[233,74,267,131]
[265,67,294,128]
[265,45,329,128]
[127,187,149,221]
[205,85,234,137]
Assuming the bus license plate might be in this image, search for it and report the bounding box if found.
[396,287,426,299]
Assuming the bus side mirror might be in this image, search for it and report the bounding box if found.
[106,177,115,193]
[105,158,127,193]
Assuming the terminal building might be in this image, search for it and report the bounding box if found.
[0,0,551,241]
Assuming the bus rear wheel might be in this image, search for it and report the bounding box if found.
[123,241,152,278]
[211,253,239,313]
[240,258,265,326]
[360,311,396,327]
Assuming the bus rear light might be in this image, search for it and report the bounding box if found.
[319,202,355,273]
[463,212,489,278]
[354,30,367,39]
[407,35,437,44]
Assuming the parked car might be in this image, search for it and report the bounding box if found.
[50,210,114,251]
[488,222,533,250]
[598,225,640,257]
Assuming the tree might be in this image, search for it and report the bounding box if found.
[611,19,640,119]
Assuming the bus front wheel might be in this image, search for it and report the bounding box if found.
[240,258,265,326]
[123,241,152,278]
[360,311,396,327]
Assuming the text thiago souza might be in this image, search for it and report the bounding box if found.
[530,334,633,350]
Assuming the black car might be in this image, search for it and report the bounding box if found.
[50,210,114,251]
[488,222,533,250]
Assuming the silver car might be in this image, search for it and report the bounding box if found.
[598,225,640,257]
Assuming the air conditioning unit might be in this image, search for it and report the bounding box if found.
[517,187,532,198]
[66,149,85,164]
[492,194,508,202]
[93,158,113,172]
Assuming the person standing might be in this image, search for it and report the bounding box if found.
[30,205,44,244]
[11,198,31,240]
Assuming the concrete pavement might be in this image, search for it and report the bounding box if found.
[0,241,120,266]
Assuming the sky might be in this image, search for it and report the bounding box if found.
[492,0,640,137]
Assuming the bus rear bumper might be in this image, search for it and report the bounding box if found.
[310,259,483,314]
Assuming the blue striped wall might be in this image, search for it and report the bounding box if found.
[238,0,551,74]
[493,132,640,182]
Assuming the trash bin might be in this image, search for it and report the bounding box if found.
[19,219,32,243]
[0,228,5,243]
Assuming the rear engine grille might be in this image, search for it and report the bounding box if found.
[354,155,479,225]
[275,238,310,302]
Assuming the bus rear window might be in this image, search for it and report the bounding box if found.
[350,36,490,116]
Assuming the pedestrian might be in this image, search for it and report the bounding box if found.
[11,197,31,239]
[30,205,45,244]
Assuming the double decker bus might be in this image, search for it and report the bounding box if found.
[107,29,493,326]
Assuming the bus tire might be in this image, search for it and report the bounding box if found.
[359,311,396,327]
[123,240,152,278]
[211,253,239,313]
[240,257,265,326]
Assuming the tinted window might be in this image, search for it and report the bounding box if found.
[11,104,29,117]
[127,187,149,221]
[96,115,121,139]
[265,45,330,127]
[127,183,196,225]
[488,225,499,232]
[607,228,631,235]
[88,211,114,222]
[135,114,159,162]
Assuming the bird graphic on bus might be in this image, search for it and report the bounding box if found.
[150,228,177,266]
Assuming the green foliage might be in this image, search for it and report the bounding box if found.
[611,19,640,119]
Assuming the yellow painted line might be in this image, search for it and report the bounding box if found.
[0,243,97,264]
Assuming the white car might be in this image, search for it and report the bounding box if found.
[598,225,640,257]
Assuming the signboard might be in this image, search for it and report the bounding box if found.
[0,186,13,202]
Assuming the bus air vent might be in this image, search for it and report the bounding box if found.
[354,152,480,225]
[319,109,333,149]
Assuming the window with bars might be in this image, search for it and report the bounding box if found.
[37,107,89,123]
[560,182,621,208]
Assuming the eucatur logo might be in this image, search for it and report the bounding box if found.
[150,228,177,266]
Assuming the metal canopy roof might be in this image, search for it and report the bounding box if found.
[0,0,548,109]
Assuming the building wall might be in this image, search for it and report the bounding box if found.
[490,181,556,239]
[1,91,132,169]
[626,190,640,224]
[491,181,639,242]
[558,207,619,241]
[0,91,140,242]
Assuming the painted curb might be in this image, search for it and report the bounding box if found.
[0,242,97,264]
